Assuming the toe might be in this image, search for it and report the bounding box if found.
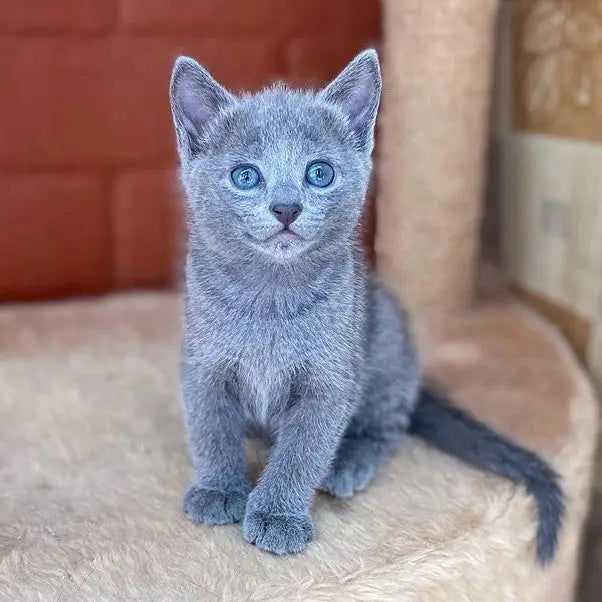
[243,511,314,554]
[183,485,249,525]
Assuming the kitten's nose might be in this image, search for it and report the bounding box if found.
[270,203,302,227]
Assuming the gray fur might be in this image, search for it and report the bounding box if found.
[170,50,563,563]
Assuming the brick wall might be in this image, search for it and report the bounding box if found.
[0,0,380,300]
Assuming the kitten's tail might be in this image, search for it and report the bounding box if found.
[408,384,564,565]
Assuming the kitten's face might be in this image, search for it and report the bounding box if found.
[170,51,381,262]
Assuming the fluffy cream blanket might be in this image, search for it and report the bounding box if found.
[0,294,597,600]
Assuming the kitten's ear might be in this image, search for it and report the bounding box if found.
[169,56,236,161]
[320,49,381,154]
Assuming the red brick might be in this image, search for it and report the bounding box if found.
[0,174,110,300]
[289,0,380,36]
[0,37,281,170]
[120,0,380,36]
[111,170,184,288]
[120,0,282,34]
[0,0,116,33]
[286,37,382,86]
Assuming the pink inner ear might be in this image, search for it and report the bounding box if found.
[171,58,235,140]
[321,51,381,135]
[178,86,215,136]
[342,83,375,125]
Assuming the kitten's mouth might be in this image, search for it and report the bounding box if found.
[270,229,300,241]
[266,228,303,246]
[245,227,309,258]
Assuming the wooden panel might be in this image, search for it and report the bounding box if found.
[515,0,602,142]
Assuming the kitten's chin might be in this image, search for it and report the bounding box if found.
[246,231,312,262]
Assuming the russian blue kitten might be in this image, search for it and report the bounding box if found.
[170,50,563,564]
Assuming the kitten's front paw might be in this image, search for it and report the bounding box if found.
[243,511,314,554]
[183,485,250,525]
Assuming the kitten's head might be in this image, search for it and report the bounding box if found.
[170,50,381,262]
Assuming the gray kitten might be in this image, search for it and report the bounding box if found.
[169,50,563,564]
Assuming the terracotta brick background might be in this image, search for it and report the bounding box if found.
[0,0,380,301]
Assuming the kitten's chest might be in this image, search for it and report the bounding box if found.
[205,298,318,365]
[234,353,290,425]
[186,286,350,424]
[214,313,310,424]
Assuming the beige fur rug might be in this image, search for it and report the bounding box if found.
[0,294,597,600]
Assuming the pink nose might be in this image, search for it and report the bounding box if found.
[270,203,302,227]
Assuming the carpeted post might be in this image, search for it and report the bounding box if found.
[376,0,500,314]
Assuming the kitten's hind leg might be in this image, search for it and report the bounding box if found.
[321,280,420,498]
[319,432,400,498]
[319,381,414,498]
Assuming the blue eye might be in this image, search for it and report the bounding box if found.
[231,165,261,190]
[305,161,335,188]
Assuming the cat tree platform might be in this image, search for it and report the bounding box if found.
[1,294,597,600]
